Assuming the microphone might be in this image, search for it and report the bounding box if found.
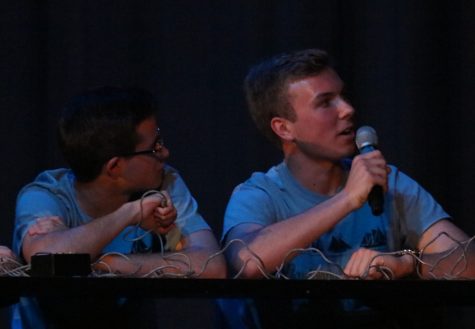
[355,126,384,216]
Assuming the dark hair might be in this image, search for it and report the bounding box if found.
[58,86,158,182]
[244,49,331,147]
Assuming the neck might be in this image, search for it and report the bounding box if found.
[75,177,129,218]
[284,147,346,196]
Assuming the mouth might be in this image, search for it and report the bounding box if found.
[338,126,355,136]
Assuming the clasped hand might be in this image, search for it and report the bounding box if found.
[0,245,18,261]
[136,190,178,235]
[344,247,414,279]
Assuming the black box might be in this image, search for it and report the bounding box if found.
[30,253,91,277]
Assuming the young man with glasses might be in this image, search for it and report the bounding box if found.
[12,86,225,329]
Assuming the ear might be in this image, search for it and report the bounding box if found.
[104,156,122,178]
[270,117,294,142]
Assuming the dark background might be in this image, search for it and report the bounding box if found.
[1,0,474,326]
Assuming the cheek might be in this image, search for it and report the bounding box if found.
[124,161,152,180]
[313,115,339,135]
[296,117,332,139]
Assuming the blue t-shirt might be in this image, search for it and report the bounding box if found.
[13,165,209,257]
[222,161,449,278]
[12,165,210,329]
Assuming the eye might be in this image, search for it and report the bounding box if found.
[321,98,332,108]
[318,96,335,109]
[314,93,337,109]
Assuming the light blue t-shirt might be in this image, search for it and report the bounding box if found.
[12,165,210,329]
[222,161,450,278]
[14,165,209,257]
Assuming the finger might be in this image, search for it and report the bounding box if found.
[28,223,43,236]
[36,216,62,222]
[158,216,176,227]
[152,209,175,224]
[29,216,66,236]
[158,211,177,224]
[0,246,15,259]
[28,228,39,236]
[155,206,177,220]
[343,254,358,277]
[158,191,172,208]
[345,249,377,278]
[155,223,176,235]
[155,206,171,216]
[36,216,65,228]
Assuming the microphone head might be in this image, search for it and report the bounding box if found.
[355,126,378,151]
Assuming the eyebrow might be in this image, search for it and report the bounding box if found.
[312,91,336,106]
[315,91,336,100]
[136,133,158,151]
[312,83,346,106]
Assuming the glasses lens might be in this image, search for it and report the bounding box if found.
[155,129,164,146]
[156,129,164,148]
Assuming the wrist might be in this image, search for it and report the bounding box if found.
[120,201,141,226]
[396,250,419,278]
[335,188,361,212]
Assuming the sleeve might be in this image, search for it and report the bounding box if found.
[391,167,451,248]
[221,181,277,241]
[164,170,210,236]
[13,188,69,257]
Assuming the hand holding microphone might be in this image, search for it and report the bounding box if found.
[353,126,386,216]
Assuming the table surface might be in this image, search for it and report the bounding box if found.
[1,277,475,304]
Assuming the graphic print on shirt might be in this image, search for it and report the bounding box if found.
[360,228,387,249]
[325,228,387,254]
[328,236,352,252]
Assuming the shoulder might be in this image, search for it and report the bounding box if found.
[162,164,189,193]
[227,164,286,211]
[386,165,423,191]
[239,163,286,192]
[16,169,78,217]
[18,168,74,199]
[163,164,179,176]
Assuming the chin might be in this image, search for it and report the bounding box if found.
[139,176,163,191]
[148,180,163,190]
[343,145,357,157]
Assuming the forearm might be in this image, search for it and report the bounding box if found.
[416,220,475,279]
[95,230,226,278]
[22,202,136,262]
[96,247,225,278]
[230,191,356,277]
[418,246,475,279]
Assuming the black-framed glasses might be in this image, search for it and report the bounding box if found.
[122,128,165,157]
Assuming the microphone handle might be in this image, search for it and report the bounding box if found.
[359,145,384,216]
[368,185,384,216]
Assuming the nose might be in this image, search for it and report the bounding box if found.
[338,97,355,119]
[155,145,170,161]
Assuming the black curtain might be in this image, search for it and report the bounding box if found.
[1,0,474,253]
[2,0,475,327]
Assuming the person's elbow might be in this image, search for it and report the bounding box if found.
[187,230,228,278]
[199,253,227,279]
[228,249,270,279]
[21,237,40,264]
